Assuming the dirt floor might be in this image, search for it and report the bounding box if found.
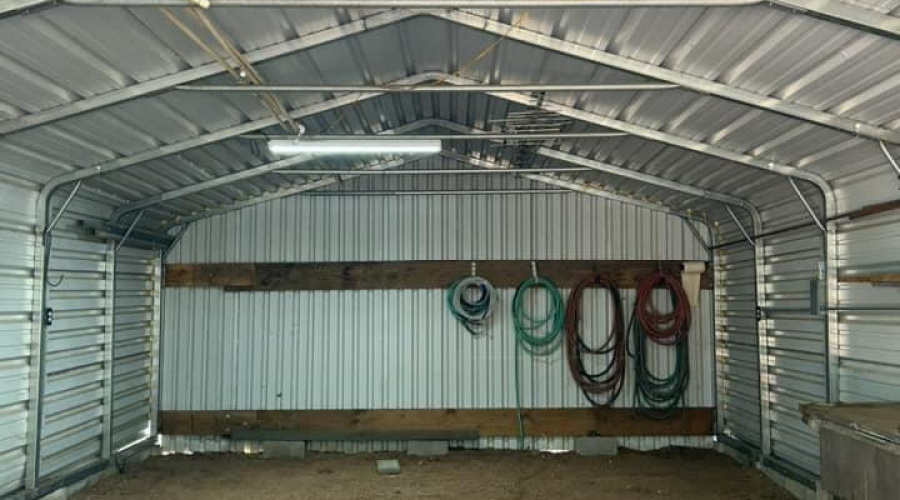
[76,448,793,500]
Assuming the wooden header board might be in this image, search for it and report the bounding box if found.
[159,408,714,438]
[166,260,711,291]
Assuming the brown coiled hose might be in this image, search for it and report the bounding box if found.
[633,271,692,345]
[564,274,626,407]
[629,271,692,418]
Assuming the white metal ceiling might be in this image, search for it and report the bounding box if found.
[0,3,897,228]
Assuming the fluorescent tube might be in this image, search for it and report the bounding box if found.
[268,139,441,156]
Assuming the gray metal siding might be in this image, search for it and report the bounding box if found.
[714,232,762,449]
[0,183,37,497]
[163,188,714,450]
[35,195,162,486]
[835,209,900,403]
[41,230,109,480]
[112,247,159,450]
[715,199,828,476]
[762,226,826,475]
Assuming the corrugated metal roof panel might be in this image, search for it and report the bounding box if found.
[0,7,894,217]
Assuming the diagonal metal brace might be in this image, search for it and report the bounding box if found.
[725,205,756,248]
[116,210,145,251]
[680,215,711,257]
[44,180,83,240]
[788,178,826,232]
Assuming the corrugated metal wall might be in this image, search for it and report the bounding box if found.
[759,224,826,476]
[112,247,160,451]
[0,182,38,497]
[163,184,715,451]
[714,225,762,450]
[37,197,161,483]
[40,224,111,481]
[835,210,900,402]
[0,178,162,497]
[715,195,829,479]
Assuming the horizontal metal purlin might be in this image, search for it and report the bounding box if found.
[179,83,678,92]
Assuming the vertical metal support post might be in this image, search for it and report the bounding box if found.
[701,221,720,436]
[24,232,46,491]
[102,242,117,457]
[825,221,839,403]
[149,250,163,436]
[752,213,772,457]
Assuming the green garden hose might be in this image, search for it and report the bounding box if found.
[511,276,565,448]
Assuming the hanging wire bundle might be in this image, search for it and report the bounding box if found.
[629,271,692,419]
[446,274,499,335]
[564,275,627,407]
[511,268,565,448]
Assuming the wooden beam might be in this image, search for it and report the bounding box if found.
[843,199,900,221]
[159,408,715,437]
[840,274,900,285]
[165,260,712,291]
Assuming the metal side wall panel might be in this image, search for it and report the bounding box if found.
[163,190,714,452]
[759,203,827,476]
[835,210,900,402]
[714,226,762,450]
[112,247,159,451]
[0,183,37,497]
[41,225,109,482]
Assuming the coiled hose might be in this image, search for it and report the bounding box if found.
[446,275,498,335]
[511,276,565,448]
[629,271,692,419]
[564,275,626,407]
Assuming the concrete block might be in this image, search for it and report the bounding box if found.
[574,437,618,456]
[407,440,449,457]
[376,459,401,475]
[262,441,307,459]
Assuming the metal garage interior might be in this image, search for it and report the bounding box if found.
[1,1,899,499]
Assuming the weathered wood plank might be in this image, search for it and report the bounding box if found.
[165,260,712,291]
[159,408,715,437]
[840,273,900,285]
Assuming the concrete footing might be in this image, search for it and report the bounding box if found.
[262,441,307,459]
[574,437,618,456]
[376,459,401,475]
[407,440,449,457]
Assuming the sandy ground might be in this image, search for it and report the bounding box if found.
[76,448,793,500]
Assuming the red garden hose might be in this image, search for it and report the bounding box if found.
[629,271,692,418]
[564,274,626,407]
[633,271,692,345]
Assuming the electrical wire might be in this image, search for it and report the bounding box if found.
[446,275,498,335]
[511,276,565,448]
[564,274,626,407]
[629,272,692,419]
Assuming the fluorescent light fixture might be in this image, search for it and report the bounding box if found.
[268,139,441,156]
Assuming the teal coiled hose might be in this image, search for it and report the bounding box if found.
[511,276,565,448]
